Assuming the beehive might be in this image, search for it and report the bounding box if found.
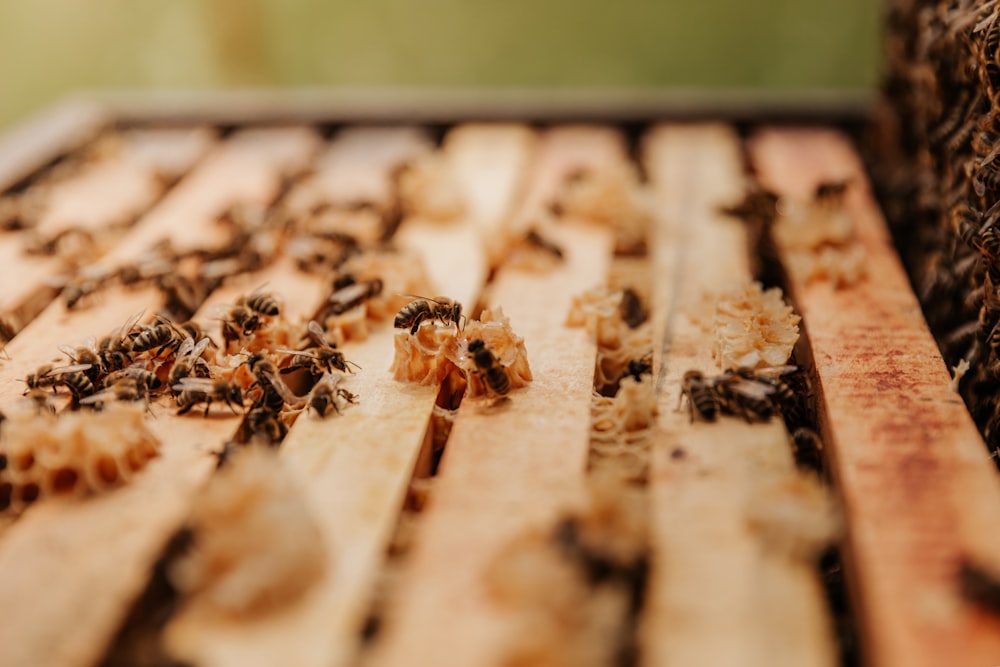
[0,93,995,667]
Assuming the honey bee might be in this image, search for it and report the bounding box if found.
[102,365,163,394]
[24,227,96,258]
[791,427,824,474]
[619,287,648,329]
[173,378,244,416]
[63,267,111,310]
[321,277,384,317]
[278,322,357,378]
[307,376,357,418]
[679,370,718,422]
[52,366,98,402]
[157,274,209,322]
[79,377,148,409]
[467,339,510,396]
[713,367,775,422]
[97,310,144,372]
[238,290,281,317]
[58,339,103,382]
[394,296,465,335]
[168,336,212,394]
[814,180,850,204]
[623,356,653,383]
[22,388,56,414]
[130,318,184,357]
[238,406,287,445]
[221,305,261,347]
[24,364,59,391]
[244,353,298,412]
[524,228,564,260]
[719,186,779,226]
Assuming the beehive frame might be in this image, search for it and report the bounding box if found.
[0,92,995,667]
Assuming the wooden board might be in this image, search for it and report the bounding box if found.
[0,127,323,667]
[161,124,530,667]
[368,126,620,667]
[0,127,216,326]
[750,127,1000,667]
[640,124,835,667]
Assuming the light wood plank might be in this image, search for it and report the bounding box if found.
[368,126,620,667]
[0,127,216,327]
[161,125,527,667]
[750,127,1000,667]
[0,128,323,667]
[640,124,835,667]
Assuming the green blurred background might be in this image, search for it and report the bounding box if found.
[0,0,881,129]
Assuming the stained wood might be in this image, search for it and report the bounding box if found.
[368,126,620,667]
[161,125,525,667]
[640,124,835,667]
[0,127,216,327]
[0,128,323,667]
[750,127,1000,667]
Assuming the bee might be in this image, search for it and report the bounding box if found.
[53,366,97,402]
[979,224,1000,262]
[719,186,780,226]
[524,228,564,260]
[244,353,298,412]
[58,339,103,382]
[102,365,163,394]
[221,305,261,347]
[238,290,281,317]
[80,377,148,409]
[791,427,824,474]
[307,376,357,418]
[130,318,184,356]
[321,277,384,317]
[157,274,209,322]
[96,310,144,372]
[814,180,850,204]
[23,388,56,414]
[619,287,648,329]
[679,370,718,422]
[623,356,653,383]
[278,321,357,378]
[467,339,510,396]
[712,366,798,423]
[168,336,212,394]
[238,406,287,446]
[63,268,109,310]
[116,254,173,286]
[24,228,96,258]
[394,296,465,335]
[24,364,59,391]
[173,378,244,416]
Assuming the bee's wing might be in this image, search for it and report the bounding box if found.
[172,377,218,392]
[192,336,211,358]
[726,378,777,400]
[57,343,79,361]
[328,282,369,304]
[49,363,94,376]
[79,387,117,405]
[307,320,330,347]
[110,309,146,341]
[276,348,318,360]
[174,336,195,362]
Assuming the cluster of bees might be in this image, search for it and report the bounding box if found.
[19,288,360,461]
[880,0,1000,455]
[681,365,822,471]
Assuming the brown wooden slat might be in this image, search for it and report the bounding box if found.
[368,126,620,667]
[0,128,324,667]
[161,124,527,667]
[749,127,1000,667]
[640,124,835,667]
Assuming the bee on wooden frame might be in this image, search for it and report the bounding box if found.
[320,276,384,317]
[173,378,244,416]
[394,296,465,335]
[467,339,510,396]
[278,321,358,379]
[306,374,357,418]
[679,370,718,422]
